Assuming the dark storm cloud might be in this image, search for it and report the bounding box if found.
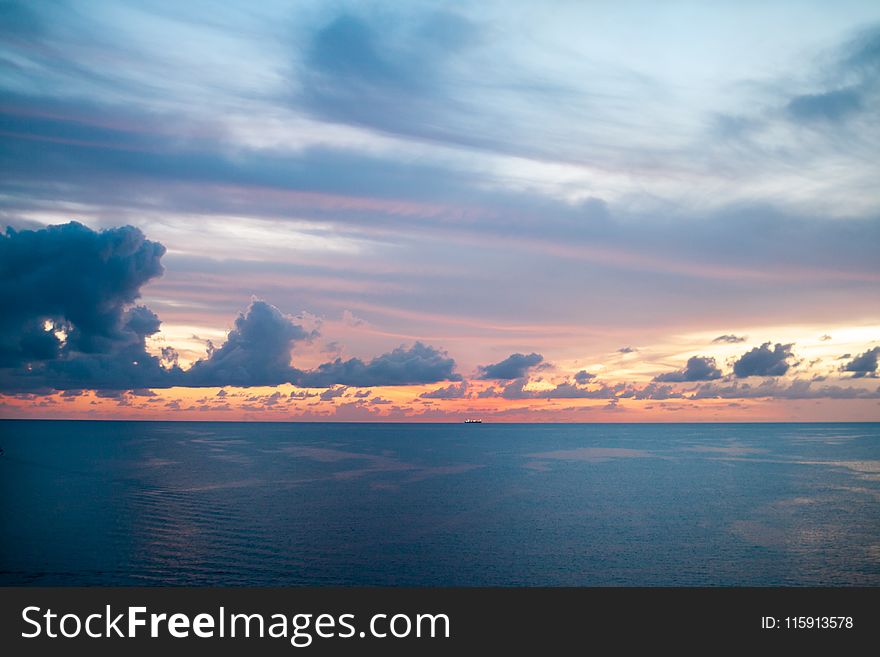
[477,353,544,380]
[654,356,723,382]
[712,334,746,344]
[185,300,312,387]
[841,347,879,378]
[732,342,795,378]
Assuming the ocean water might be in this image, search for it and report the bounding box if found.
[0,420,878,586]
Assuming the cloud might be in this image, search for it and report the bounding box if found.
[0,222,180,391]
[574,370,596,384]
[0,221,165,366]
[319,386,348,401]
[477,352,544,380]
[419,381,469,399]
[689,379,880,400]
[489,379,683,401]
[732,342,794,377]
[129,388,156,397]
[712,334,746,344]
[296,342,460,387]
[654,356,723,382]
[186,300,312,387]
[489,378,622,400]
[630,382,684,401]
[341,309,367,327]
[841,347,880,378]
[786,88,863,122]
[188,311,461,389]
[289,389,318,399]
[617,346,637,354]
[0,222,460,392]
[494,378,538,399]
[783,28,880,125]
[299,11,487,151]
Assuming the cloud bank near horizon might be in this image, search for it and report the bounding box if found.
[1,222,877,407]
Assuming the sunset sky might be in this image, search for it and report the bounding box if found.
[1,0,879,421]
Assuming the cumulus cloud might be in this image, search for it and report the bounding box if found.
[0,222,181,391]
[732,342,794,377]
[0,222,460,392]
[296,342,460,387]
[319,386,348,401]
[712,334,746,344]
[289,389,318,399]
[630,382,684,400]
[654,356,723,382]
[488,378,622,400]
[574,370,596,384]
[477,352,544,380]
[841,347,879,378]
[0,221,165,366]
[129,388,156,397]
[479,377,692,401]
[186,300,312,387]
[689,379,880,400]
[419,381,469,399]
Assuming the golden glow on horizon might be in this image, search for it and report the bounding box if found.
[2,379,878,423]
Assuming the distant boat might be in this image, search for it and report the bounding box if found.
[463,419,482,424]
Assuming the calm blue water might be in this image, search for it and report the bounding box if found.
[1,421,878,586]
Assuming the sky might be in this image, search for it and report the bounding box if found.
[1,0,879,422]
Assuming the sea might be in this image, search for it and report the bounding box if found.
[1,420,878,586]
